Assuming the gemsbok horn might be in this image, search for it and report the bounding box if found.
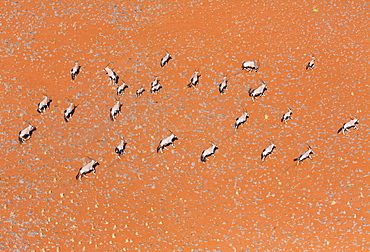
[293,144,314,165]
[337,115,359,134]
[76,157,100,181]
[200,141,218,162]
[156,129,178,153]
[18,122,36,144]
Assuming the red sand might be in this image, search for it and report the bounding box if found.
[1,0,369,251]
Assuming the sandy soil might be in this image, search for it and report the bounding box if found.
[1,0,369,251]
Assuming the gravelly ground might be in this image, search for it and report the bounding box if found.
[1,0,369,251]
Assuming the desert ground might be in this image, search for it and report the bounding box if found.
[1,0,369,251]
